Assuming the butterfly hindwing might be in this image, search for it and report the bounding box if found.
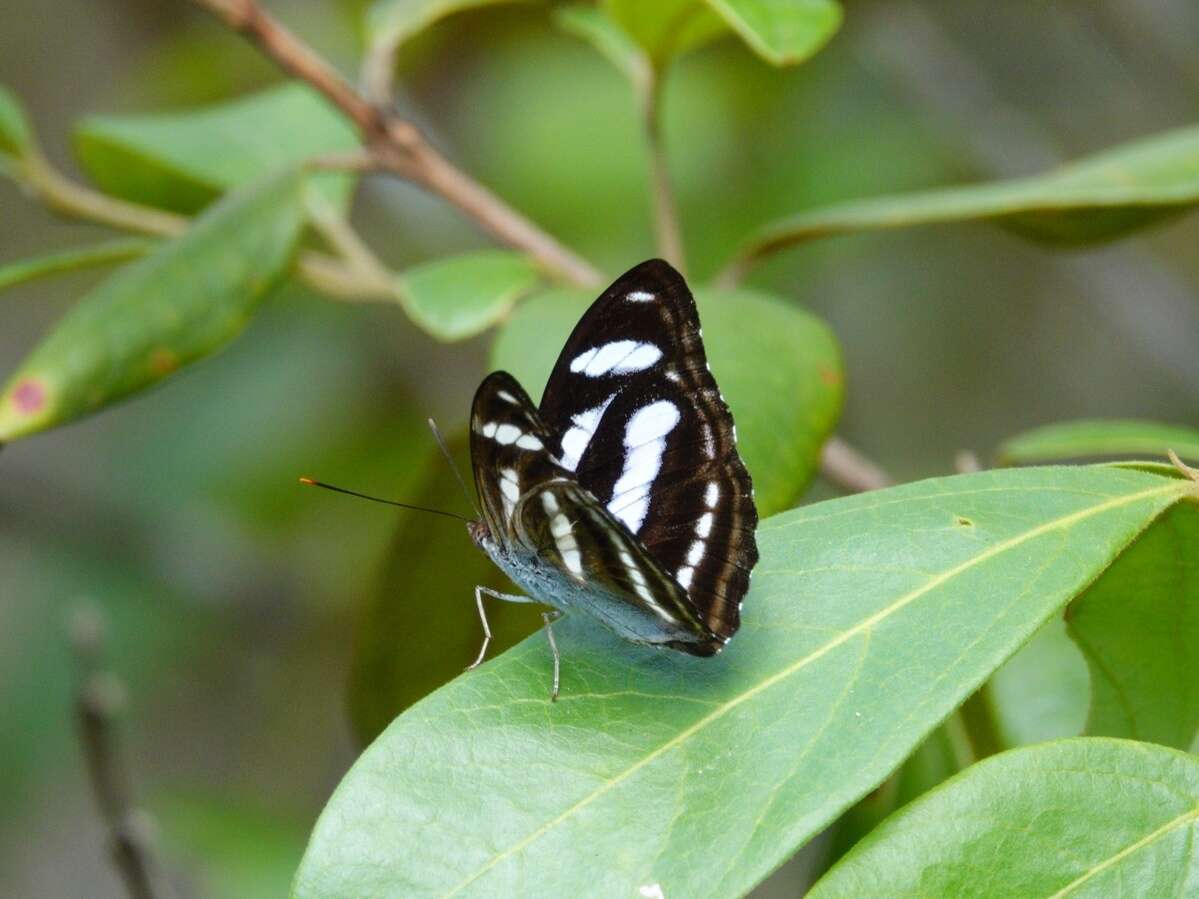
[514,479,715,652]
[536,260,758,644]
[469,371,570,541]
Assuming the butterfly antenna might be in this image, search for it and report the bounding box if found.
[297,477,468,522]
[427,417,481,519]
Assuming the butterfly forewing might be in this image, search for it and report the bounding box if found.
[536,260,758,645]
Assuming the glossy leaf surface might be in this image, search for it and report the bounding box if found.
[1069,501,1199,750]
[294,467,1192,899]
[809,738,1199,898]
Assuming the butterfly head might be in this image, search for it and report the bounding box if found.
[467,518,491,549]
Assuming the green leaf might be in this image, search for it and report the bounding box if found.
[0,84,34,159]
[155,793,306,899]
[0,171,306,441]
[826,719,973,868]
[601,0,729,64]
[367,0,531,53]
[808,738,1199,898]
[988,616,1089,746]
[704,0,842,66]
[1068,502,1199,750]
[732,124,1199,266]
[553,5,648,83]
[398,250,540,341]
[999,418,1199,465]
[491,285,843,513]
[293,466,1191,899]
[75,83,358,214]
[347,433,543,744]
[0,239,153,293]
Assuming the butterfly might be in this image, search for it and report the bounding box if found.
[466,259,759,699]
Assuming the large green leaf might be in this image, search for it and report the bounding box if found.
[988,616,1089,747]
[347,433,543,745]
[0,84,33,159]
[729,125,1199,269]
[367,0,531,52]
[75,83,358,214]
[1068,502,1199,750]
[490,285,844,514]
[293,466,1193,899]
[0,171,306,441]
[999,418,1199,466]
[0,239,153,293]
[398,250,541,341]
[809,738,1199,898]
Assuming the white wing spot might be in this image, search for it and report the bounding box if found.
[608,400,680,533]
[499,468,519,516]
[496,390,517,404]
[541,491,559,514]
[482,421,498,438]
[676,565,694,590]
[559,393,615,471]
[705,482,720,509]
[493,423,522,445]
[627,290,655,303]
[686,539,705,567]
[515,433,544,451]
[570,340,661,377]
[697,511,714,538]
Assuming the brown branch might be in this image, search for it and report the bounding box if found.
[821,436,894,493]
[69,605,176,899]
[188,0,603,288]
[639,64,686,272]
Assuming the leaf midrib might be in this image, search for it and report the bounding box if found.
[441,480,1184,897]
[1045,805,1199,898]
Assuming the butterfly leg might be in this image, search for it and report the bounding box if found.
[542,609,564,702]
[467,586,530,670]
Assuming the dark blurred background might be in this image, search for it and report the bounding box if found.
[3,1,1198,895]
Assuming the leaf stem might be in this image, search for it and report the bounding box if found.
[187,0,604,288]
[821,436,894,493]
[12,145,398,302]
[638,63,687,272]
[69,605,177,899]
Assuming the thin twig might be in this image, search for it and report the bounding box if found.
[821,436,894,493]
[638,63,687,272]
[17,146,395,301]
[187,0,603,288]
[69,605,177,899]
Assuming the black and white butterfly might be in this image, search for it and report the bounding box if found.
[466,259,759,699]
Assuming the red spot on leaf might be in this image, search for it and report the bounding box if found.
[820,367,843,387]
[12,379,46,415]
[149,347,179,375]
